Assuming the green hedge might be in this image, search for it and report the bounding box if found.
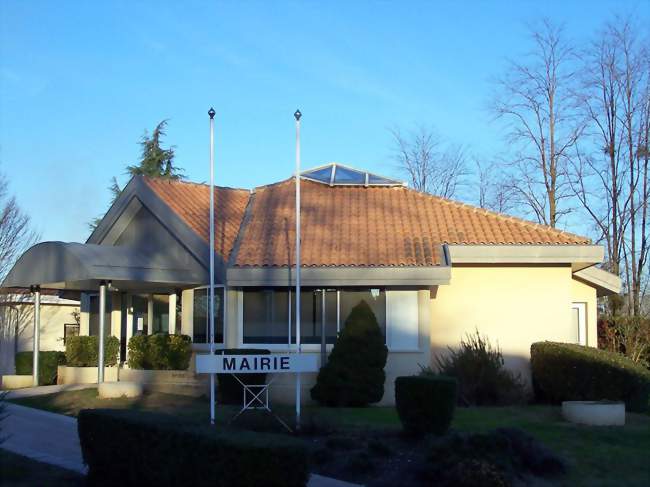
[15,351,66,385]
[127,334,192,370]
[78,408,309,487]
[395,375,457,436]
[530,341,650,412]
[65,336,120,367]
[217,349,271,404]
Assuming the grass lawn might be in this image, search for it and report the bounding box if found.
[9,389,650,486]
[0,449,85,486]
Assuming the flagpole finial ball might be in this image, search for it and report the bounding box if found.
[208,107,216,119]
[294,109,302,121]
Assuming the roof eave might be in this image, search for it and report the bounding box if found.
[573,266,621,296]
[448,244,603,269]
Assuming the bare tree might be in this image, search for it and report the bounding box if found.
[492,19,582,227]
[475,158,516,214]
[571,18,649,315]
[0,172,38,281]
[391,126,467,199]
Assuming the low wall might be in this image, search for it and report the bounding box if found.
[1,374,33,389]
[57,365,118,384]
[120,368,206,397]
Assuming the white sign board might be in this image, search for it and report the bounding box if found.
[196,354,319,374]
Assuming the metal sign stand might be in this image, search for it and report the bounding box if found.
[228,374,293,432]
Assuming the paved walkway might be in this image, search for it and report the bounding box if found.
[2,386,359,487]
[5,383,95,399]
[3,403,87,474]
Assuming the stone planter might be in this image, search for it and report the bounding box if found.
[1,375,34,390]
[562,400,625,426]
[57,365,119,384]
[98,381,143,399]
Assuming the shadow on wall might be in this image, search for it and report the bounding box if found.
[0,294,35,376]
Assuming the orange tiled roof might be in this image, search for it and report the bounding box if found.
[144,176,590,268]
[144,177,250,262]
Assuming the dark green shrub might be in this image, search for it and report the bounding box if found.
[78,408,309,487]
[433,329,525,406]
[127,334,192,370]
[126,335,148,369]
[168,334,192,370]
[15,351,66,385]
[395,375,457,435]
[530,341,650,412]
[216,349,271,404]
[311,300,388,406]
[65,336,119,367]
[427,428,565,486]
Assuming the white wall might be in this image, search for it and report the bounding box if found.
[0,300,79,375]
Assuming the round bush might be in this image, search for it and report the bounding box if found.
[65,336,119,367]
[127,334,192,370]
[395,375,457,435]
[530,341,650,412]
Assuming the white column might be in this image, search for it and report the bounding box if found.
[32,286,40,387]
[98,282,106,383]
[169,292,177,334]
[79,293,90,336]
[181,289,194,337]
[125,294,134,363]
[147,294,154,335]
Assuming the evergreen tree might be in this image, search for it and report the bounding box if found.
[126,120,183,180]
[311,300,388,406]
[89,120,184,230]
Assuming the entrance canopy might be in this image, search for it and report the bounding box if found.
[2,241,207,292]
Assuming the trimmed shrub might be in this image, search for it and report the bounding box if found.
[15,351,66,385]
[433,329,525,406]
[78,408,309,487]
[395,375,457,435]
[530,341,650,412]
[65,336,119,367]
[127,334,192,370]
[216,349,271,404]
[126,335,148,369]
[311,300,388,406]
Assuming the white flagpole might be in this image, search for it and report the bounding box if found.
[208,107,216,426]
[294,109,302,429]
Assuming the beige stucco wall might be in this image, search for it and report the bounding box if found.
[429,265,598,387]
[0,301,79,375]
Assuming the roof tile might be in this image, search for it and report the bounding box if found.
[144,176,590,268]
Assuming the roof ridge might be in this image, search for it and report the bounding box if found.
[227,191,256,266]
[142,175,249,192]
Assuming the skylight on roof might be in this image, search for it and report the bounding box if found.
[301,163,404,187]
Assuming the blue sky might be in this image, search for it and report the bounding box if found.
[0,0,647,243]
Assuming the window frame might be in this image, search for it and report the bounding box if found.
[192,285,227,351]
[571,302,587,346]
[237,287,416,352]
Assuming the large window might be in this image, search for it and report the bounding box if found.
[242,288,387,345]
[242,289,290,344]
[571,302,587,346]
[193,287,224,343]
[152,294,169,334]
